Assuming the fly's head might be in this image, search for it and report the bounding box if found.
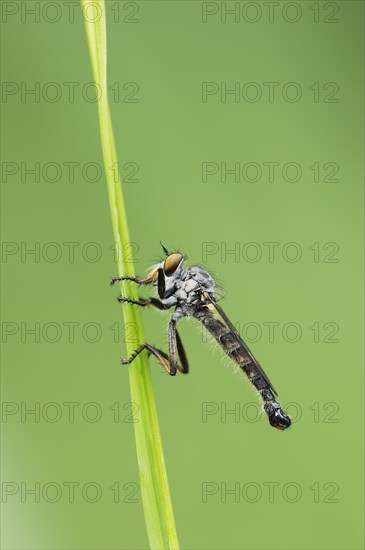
[147,245,215,306]
[151,245,187,300]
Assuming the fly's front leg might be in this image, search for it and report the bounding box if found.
[110,268,160,287]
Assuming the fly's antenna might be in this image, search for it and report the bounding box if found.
[160,242,169,256]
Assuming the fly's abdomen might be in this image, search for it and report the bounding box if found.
[195,308,291,430]
[197,310,241,358]
[197,309,261,372]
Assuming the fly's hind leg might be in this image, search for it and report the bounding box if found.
[121,326,189,376]
[121,343,177,375]
[120,310,189,376]
[168,312,189,374]
[175,330,189,374]
[150,331,189,374]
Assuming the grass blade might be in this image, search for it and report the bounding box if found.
[81,2,180,547]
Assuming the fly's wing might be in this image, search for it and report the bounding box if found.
[205,293,278,396]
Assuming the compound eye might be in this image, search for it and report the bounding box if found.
[164,253,183,276]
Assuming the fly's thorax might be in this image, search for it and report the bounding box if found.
[175,280,201,308]
[159,261,215,309]
[181,268,215,307]
[187,266,216,293]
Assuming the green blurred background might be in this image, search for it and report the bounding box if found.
[1,1,364,549]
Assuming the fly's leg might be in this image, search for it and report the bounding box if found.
[119,302,188,375]
[168,314,189,375]
[121,311,189,376]
[175,330,189,373]
[155,341,188,374]
[117,296,169,310]
[121,343,175,375]
[121,343,187,376]
[111,276,153,286]
[111,266,162,287]
[111,267,168,300]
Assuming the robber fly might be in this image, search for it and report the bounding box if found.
[111,244,291,430]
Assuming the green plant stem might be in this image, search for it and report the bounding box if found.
[81,2,179,548]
